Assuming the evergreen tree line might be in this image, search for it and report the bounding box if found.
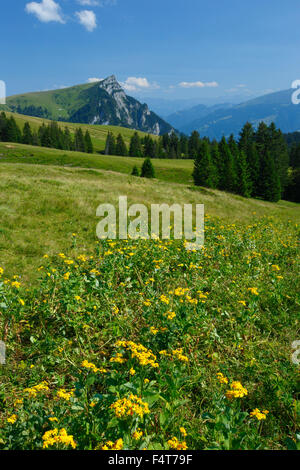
[106,122,291,203]
[0,112,94,154]
[193,122,289,203]
[105,130,196,159]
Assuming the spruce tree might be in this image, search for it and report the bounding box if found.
[75,128,86,152]
[180,135,189,158]
[22,122,34,145]
[6,116,21,142]
[64,128,72,151]
[290,143,300,168]
[193,140,216,188]
[129,132,142,157]
[188,131,201,158]
[238,122,255,154]
[0,112,7,141]
[115,133,127,156]
[105,132,116,155]
[131,165,139,176]
[210,140,221,188]
[141,158,155,178]
[259,151,281,202]
[84,130,93,153]
[236,150,251,198]
[246,142,260,197]
[218,137,237,192]
[228,134,239,193]
[268,123,289,194]
[143,135,155,158]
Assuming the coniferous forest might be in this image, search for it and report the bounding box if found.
[0,112,94,154]
[105,123,297,203]
[0,111,299,203]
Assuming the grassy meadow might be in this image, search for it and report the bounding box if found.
[0,141,299,450]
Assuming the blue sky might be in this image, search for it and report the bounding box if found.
[1,0,300,101]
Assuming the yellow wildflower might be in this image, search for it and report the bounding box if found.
[110,395,150,419]
[226,381,248,399]
[42,428,77,449]
[168,436,188,450]
[250,408,269,421]
[7,414,17,424]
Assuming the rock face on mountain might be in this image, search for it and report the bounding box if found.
[70,76,172,135]
[6,75,173,135]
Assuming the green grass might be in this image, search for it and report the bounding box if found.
[0,141,192,184]
[5,83,96,121]
[0,160,299,283]
[0,144,299,450]
[0,172,299,449]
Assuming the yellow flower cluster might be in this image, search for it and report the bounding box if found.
[102,438,124,450]
[110,352,127,364]
[42,428,77,449]
[11,281,21,289]
[132,429,143,440]
[24,381,49,398]
[225,381,248,399]
[150,326,159,335]
[7,414,17,424]
[165,311,176,320]
[110,394,150,419]
[247,287,259,296]
[271,265,280,271]
[174,287,189,297]
[250,408,269,421]
[115,341,159,368]
[160,348,189,363]
[168,436,188,450]
[56,388,74,401]
[160,295,170,305]
[216,372,229,385]
[81,360,107,374]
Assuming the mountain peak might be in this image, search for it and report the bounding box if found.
[99,75,123,95]
[5,75,174,135]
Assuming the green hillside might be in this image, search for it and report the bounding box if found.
[3,111,156,154]
[0,154,298,282]
[6,83,95,121]
[0,141,189,184]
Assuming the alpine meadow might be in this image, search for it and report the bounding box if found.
[0,0,299,456]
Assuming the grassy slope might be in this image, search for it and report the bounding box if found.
[0,161,299,450]
[0,141,192,184]
[0,161,299,283]
[5,83,95,121]
[3,112,156,153]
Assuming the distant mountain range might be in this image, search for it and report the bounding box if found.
[166,89,300,139]
[4,76,173,136]
[3,79,300,140]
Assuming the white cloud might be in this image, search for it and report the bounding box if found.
[75,10,97,31]
[77,0,100,5]
[25,0,65,23]
[179,81,219,88]
[121,77,160,92]
[87,77,103,83]
[77,0,116,5]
